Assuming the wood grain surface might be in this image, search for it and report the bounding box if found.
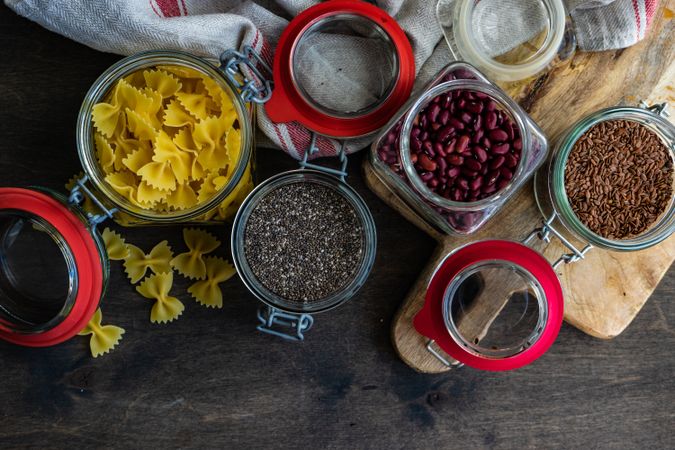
[0,5,673,450]
[364,4,675,374]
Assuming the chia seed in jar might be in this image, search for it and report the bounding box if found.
[243,182,365,303]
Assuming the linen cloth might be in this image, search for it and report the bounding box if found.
[4,0,659,159]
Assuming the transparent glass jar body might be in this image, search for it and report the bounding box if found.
[534,105,675,251]
[436,0,575,82]
[0,188,109,336]
[76,51,256,226]
[370,62,548,235]
[231,169,377,315]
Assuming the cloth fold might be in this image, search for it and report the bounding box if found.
[5,0,659,159]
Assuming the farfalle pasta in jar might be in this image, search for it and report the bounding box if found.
[0,48,270,349]
[78,50,264,226]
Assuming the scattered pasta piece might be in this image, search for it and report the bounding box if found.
[102,227,129,260]
[78,308,125,357]
[136,272,185,323]
[170,228,221,280]
[187,256,236,308]
[124,240,173,283]
[90,64,249,219]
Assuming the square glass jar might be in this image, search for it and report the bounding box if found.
[369,62,548,235]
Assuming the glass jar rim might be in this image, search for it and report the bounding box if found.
[230,169,377,314]
[399,79,532,211]
[454,0,567,80]
[549,106,675,251]
[290,13,400,119]
[76,50,253,223]
[441,258,549,359]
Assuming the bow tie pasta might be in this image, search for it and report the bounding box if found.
[91,65,250,220]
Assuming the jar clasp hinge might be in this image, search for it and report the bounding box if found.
[220,45,273,104]
[523,213,592,269]
[425,339,464,369]
[256,305,314,342]
[299,132,349,182]
[639,100,670,118]
[68,174,118,228]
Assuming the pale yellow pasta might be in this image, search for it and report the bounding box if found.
[78,308,125,357]
[165,183,199,210]
[136,272,184,323]
[152,131,192,185]
[95,132,115,172]
[193,117,229,169]
[123,240,173,283]
[163,100,196,128]
[170,228,220,280]
[143,69,182,98]
[122,145,154,173]
[126,108,158,141]
[102,227,129,260]
[136,181,166,206]
[187,256,236,308]
[105,171,141,206]
[92,64,248,217]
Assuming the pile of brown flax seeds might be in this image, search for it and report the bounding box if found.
[564,119,674,240]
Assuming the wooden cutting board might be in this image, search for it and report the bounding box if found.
[363,5,675,373]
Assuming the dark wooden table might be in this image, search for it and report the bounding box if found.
[1,7,673,449]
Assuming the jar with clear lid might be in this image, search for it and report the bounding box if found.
[436,0,577,82]
[370,62,548,235]
[0,47,272,348]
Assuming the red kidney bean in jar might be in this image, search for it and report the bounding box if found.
[370,62,549,235]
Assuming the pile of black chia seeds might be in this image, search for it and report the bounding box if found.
[243,182,365,304]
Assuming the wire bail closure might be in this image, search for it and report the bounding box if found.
[256,305,314,341]
[220,45,274,104]
[299,132,349,182]
[523,213,593,269]
[67,174,118,228]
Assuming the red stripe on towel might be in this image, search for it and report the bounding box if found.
[150,0,163,17]
[645,0,657,27]
[156,0,181,17]
[631,0,642,38]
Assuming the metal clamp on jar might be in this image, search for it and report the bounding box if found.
[231,0,416,341]
[413,101,674,371]
[0,48,272,347]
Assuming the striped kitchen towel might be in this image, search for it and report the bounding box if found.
[4,0,660,159]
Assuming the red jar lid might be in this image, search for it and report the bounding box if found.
[0,188,104,347]
[414,240,564,371]
[265,0,415,138]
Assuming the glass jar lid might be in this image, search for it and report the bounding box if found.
[437,0,570,81]
[266,0,415,138]
[0,188,105,346]
[414,240,563,371]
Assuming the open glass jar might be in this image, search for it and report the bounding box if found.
[0,47,271,347]
[0,188,107,346]
[77,49,266,226]
[233,0,415,341]
[370,62,548,235]
[535,102,675,252]
[414,239,563,371]
[436,0,576,81]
